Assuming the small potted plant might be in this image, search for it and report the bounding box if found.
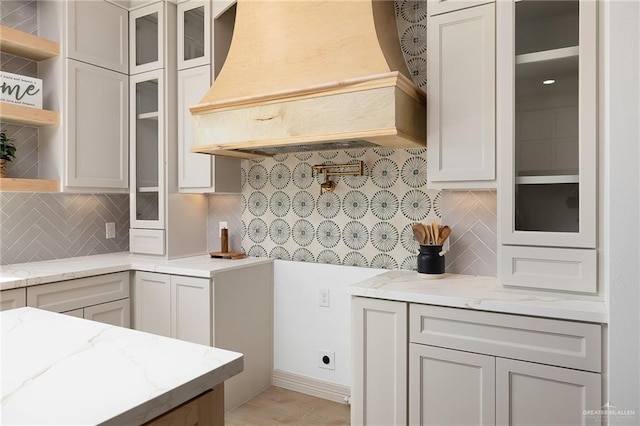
[0,131,17,178]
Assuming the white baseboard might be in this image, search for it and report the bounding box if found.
[272,369,351,405]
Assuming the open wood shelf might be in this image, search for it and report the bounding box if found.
[0,102,59,127]
[0,25,59,61]
[1,27,60,128]
[0,178,59,192]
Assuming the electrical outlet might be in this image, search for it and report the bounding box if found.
[219,221,228,235]
[318,350,335,370]
[319,288,330,307]
[105,222,116,239]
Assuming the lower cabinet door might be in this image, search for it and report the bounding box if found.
[352,297,408,426]
[496,358,601,425]
[84,299,131,328]
[134,271,171,337]
[0,288,26,311]
[62,308,84,318]
[409,344,495,425]
[171,275,211,346]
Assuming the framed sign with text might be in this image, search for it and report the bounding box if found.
[0,71,43,109]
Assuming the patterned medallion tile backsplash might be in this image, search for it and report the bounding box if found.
[221,151,497,276]
[238,149,441,270]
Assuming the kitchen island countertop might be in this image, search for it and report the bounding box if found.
[348,270,607,323]
[0,307,243,425]
[0,252,273,290]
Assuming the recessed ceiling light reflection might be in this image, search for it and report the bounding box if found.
[543,79,556,85]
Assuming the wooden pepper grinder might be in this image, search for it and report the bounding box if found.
[220,228,229,253]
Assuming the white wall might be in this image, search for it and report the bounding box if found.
[273,260,385,387]
[604,0,640,418]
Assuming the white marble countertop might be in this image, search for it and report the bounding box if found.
[0,307,243,425]
[348,271,608,323]
[0,252,273,290]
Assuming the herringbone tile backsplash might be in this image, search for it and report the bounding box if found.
[441,190,497,276]
[0,193,129,265]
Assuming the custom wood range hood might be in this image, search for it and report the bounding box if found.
[189,0,426,158]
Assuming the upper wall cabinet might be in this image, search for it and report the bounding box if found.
[129,1,208,258]
[427,2,496,189]
[65,60,128,190]
[177,0,241,193]
[130,2,164,75]
[497,0,598,294]
[130,69,165,232]
[498,0,597,249]
[178,0,210,70]
[38,0,129,193]
[66,0,128,73]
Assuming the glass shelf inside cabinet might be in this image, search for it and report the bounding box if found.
[514,0,580,233]
[138,111,159,120]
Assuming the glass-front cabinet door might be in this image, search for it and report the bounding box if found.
[178,0,210,70]
[130,2,164,75]
[130,70,164,229]
[498,0,597,248]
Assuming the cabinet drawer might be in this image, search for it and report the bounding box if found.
[410,304,601,372]
[0,288,27,311]
[130,228,165,255]
[27,272,129,314]
[85,299,131,328]
[500,245,597,294]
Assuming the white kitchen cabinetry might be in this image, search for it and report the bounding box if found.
[177,1,241,193]
[133,271,171,337]
[129,1,208,257]
[496,358,601,425]
[130,2,164,75]
[0,288,27,311]
[171,274,211,345]
[497,0,598,293]
[83,299,130,326]
[352,297,602,425]
[65,60,129,190]
[133,263,273,412]
[178,0,210,70]
[38,0,129,193]
[351,297,407,426]
[409,345,495,425]
[427,2,496,189]
[428,0,494,16]
[25,272,130,328]
[66,0,128,73]
[130,69,165,232]
[133,272,210,343]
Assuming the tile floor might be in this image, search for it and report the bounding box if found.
[226,386,350,425]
